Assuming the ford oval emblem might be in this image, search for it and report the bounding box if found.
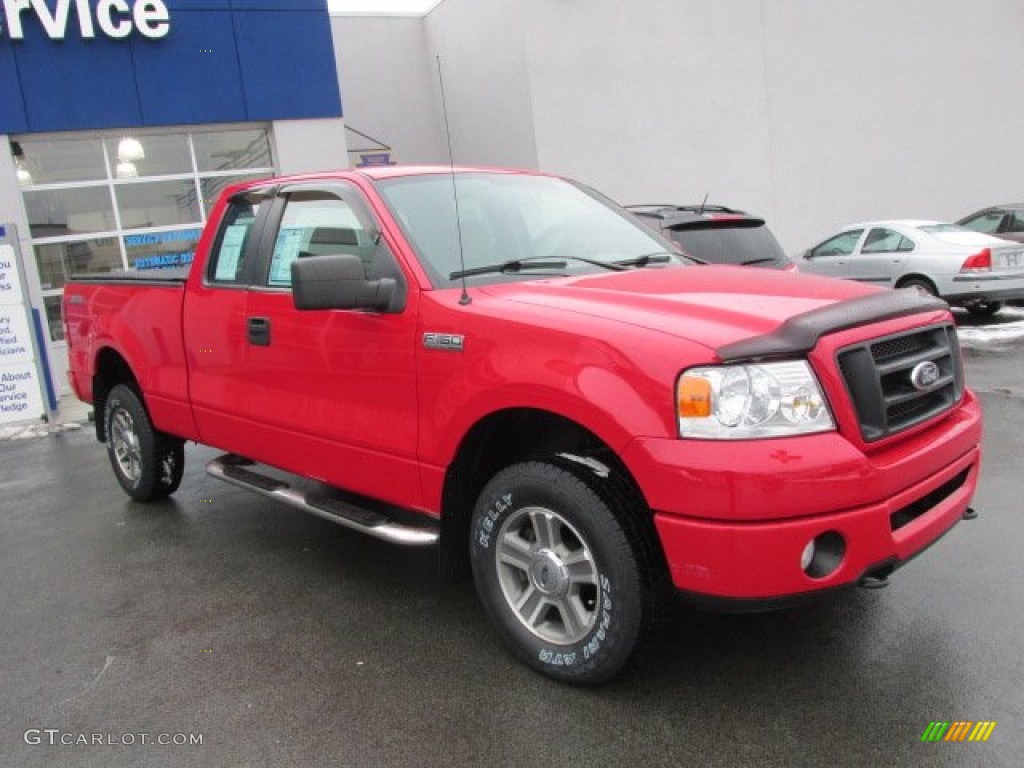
[910,361,941,391]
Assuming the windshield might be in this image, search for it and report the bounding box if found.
[374,173,681,286]
[668,225,789,266]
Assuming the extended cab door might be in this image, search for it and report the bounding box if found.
[241,183,423,510]
[183,189,273,452]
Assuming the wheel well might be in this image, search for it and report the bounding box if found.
[92,348,138,442]
[438,408,665,586]
[895,274,937,294]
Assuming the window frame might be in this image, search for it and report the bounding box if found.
[861,227,914,255]
[252,182,383,292]
[204,190,275,288]
[809,229,864,258]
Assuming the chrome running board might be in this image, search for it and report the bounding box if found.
[206,454,439,547]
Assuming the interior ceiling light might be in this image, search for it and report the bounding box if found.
[116,160,138,179]
[118,136,145,162]
[15,160,33,186]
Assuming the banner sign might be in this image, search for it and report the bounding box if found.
[0,227,48,425]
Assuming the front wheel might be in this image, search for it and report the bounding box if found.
[470,461,645,684]
[104,384,185,502]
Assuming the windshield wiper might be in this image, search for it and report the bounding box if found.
[739,257,780,266]
[450,257,568,281]
[450,254,641,281]
[613,252,676,268]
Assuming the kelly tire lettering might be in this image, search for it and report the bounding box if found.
[469,461,644,685]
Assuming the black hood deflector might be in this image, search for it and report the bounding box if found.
[717,289,949,362]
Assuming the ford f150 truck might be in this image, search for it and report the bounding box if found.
[64,167,982,684]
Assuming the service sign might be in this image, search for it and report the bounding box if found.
[0,0,170,41]
[0,240,46,424]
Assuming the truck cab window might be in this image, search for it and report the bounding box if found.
[208,198,262,284]
[268,194,374,288]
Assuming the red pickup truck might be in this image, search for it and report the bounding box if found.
[64,167,982,683]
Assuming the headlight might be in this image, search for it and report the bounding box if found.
[677,361,834,439]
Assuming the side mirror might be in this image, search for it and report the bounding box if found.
[292,254,396,312]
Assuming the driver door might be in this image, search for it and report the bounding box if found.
[241,183,422,510]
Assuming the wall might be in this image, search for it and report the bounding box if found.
[331,15,444,164]
[331,1,538,169]
[424,0,537,169]
[272,118,350,174]
[521,0,1024,251]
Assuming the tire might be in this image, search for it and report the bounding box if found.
[966,301,1002,318]
[470,461,645,684]
[899,277,938,297]
[104,384,185,502]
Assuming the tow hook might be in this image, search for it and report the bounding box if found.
[963,507,979,520]
[858,575,889,590]
[858,564,894,590]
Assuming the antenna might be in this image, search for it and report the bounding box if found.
[698,192,709,215]
[436,55,471,306]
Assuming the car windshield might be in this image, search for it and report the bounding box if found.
[374,173,681,287]
[668,224,789,266]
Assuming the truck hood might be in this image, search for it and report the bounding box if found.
[480,265,883,352]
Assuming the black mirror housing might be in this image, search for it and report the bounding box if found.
[292,254,397,312]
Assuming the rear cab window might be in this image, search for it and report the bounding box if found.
[207,194,265,285]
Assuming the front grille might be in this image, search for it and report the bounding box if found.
[836,324,963,442]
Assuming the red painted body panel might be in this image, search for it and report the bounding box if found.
[62,281,199,441]
[62,167,984,603]
[653,444,979,598]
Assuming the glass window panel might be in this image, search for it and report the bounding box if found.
[115,180,201,229]
[268,195,369,287]
[209,198,263,284]
[105,133,191,178]
[44,295,65,342]
[126,228,203,271]
[199,173,270,213]
[33,237,120,289]
[14,137,107,184]
[193,129,272,171]
[24,186,116,238]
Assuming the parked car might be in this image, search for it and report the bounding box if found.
[796,220,1024,317]
[957,203,1024,244]
[627,204,796,270]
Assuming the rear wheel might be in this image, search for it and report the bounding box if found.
[899,277,938,297]
[470,461,645,684]
[104,384,185,502]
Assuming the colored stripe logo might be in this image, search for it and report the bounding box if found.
[921,721,996,742]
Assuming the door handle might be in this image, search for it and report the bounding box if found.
[247,316,271,346]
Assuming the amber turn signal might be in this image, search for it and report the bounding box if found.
[677,375,712,419]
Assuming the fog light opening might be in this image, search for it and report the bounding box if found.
[802,531,845,579]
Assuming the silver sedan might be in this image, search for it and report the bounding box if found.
[796,220,1024,317]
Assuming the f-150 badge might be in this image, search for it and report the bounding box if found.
[423,333,464,352]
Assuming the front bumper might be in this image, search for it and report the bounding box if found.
[623,393,982,600]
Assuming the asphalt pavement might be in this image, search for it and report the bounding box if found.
[1,319,1021,767]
